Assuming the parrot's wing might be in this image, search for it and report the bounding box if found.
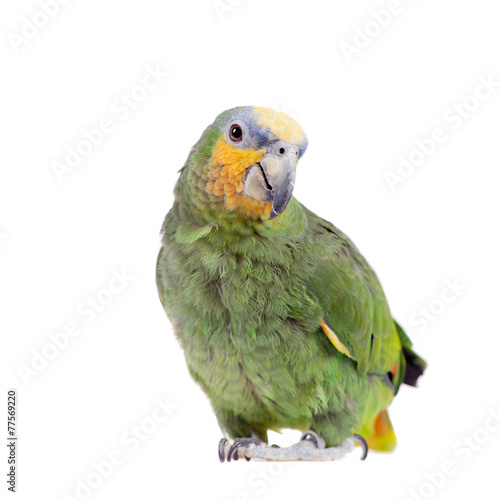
[304,209,401,375]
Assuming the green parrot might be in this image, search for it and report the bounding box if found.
[156,106,425,461]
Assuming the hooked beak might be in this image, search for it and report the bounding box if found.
[243,143,298,219]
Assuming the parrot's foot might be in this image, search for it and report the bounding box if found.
[219,431,367,462]
[219,436,267,463]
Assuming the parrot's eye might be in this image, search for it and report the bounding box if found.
[229,124,243,142]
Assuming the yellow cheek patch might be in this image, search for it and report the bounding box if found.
[253,107,306,146]
[319,318,354,359]
[203,139,271,219]
[211,139,266,183]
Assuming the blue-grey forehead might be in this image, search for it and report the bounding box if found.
[213,106,266,144]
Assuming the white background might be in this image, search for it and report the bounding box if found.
[1,0,499,499]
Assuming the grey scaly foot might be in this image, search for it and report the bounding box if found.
[219,431,365,462]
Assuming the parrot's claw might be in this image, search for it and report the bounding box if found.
[353,433,369,461]
[300,430,326,448]
[219,433,363,462]
[219,436,266,463]
[218,438,228,463]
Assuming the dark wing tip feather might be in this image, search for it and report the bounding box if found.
[403,346,427,387]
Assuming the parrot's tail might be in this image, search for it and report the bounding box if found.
[365,346,426,452]
[364,323,427,452]
[364,410,397,452]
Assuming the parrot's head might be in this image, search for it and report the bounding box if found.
[185,106,308,221]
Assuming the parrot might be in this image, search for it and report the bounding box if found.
[156,106,426,462]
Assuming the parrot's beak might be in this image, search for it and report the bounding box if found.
[243,144,298,219]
